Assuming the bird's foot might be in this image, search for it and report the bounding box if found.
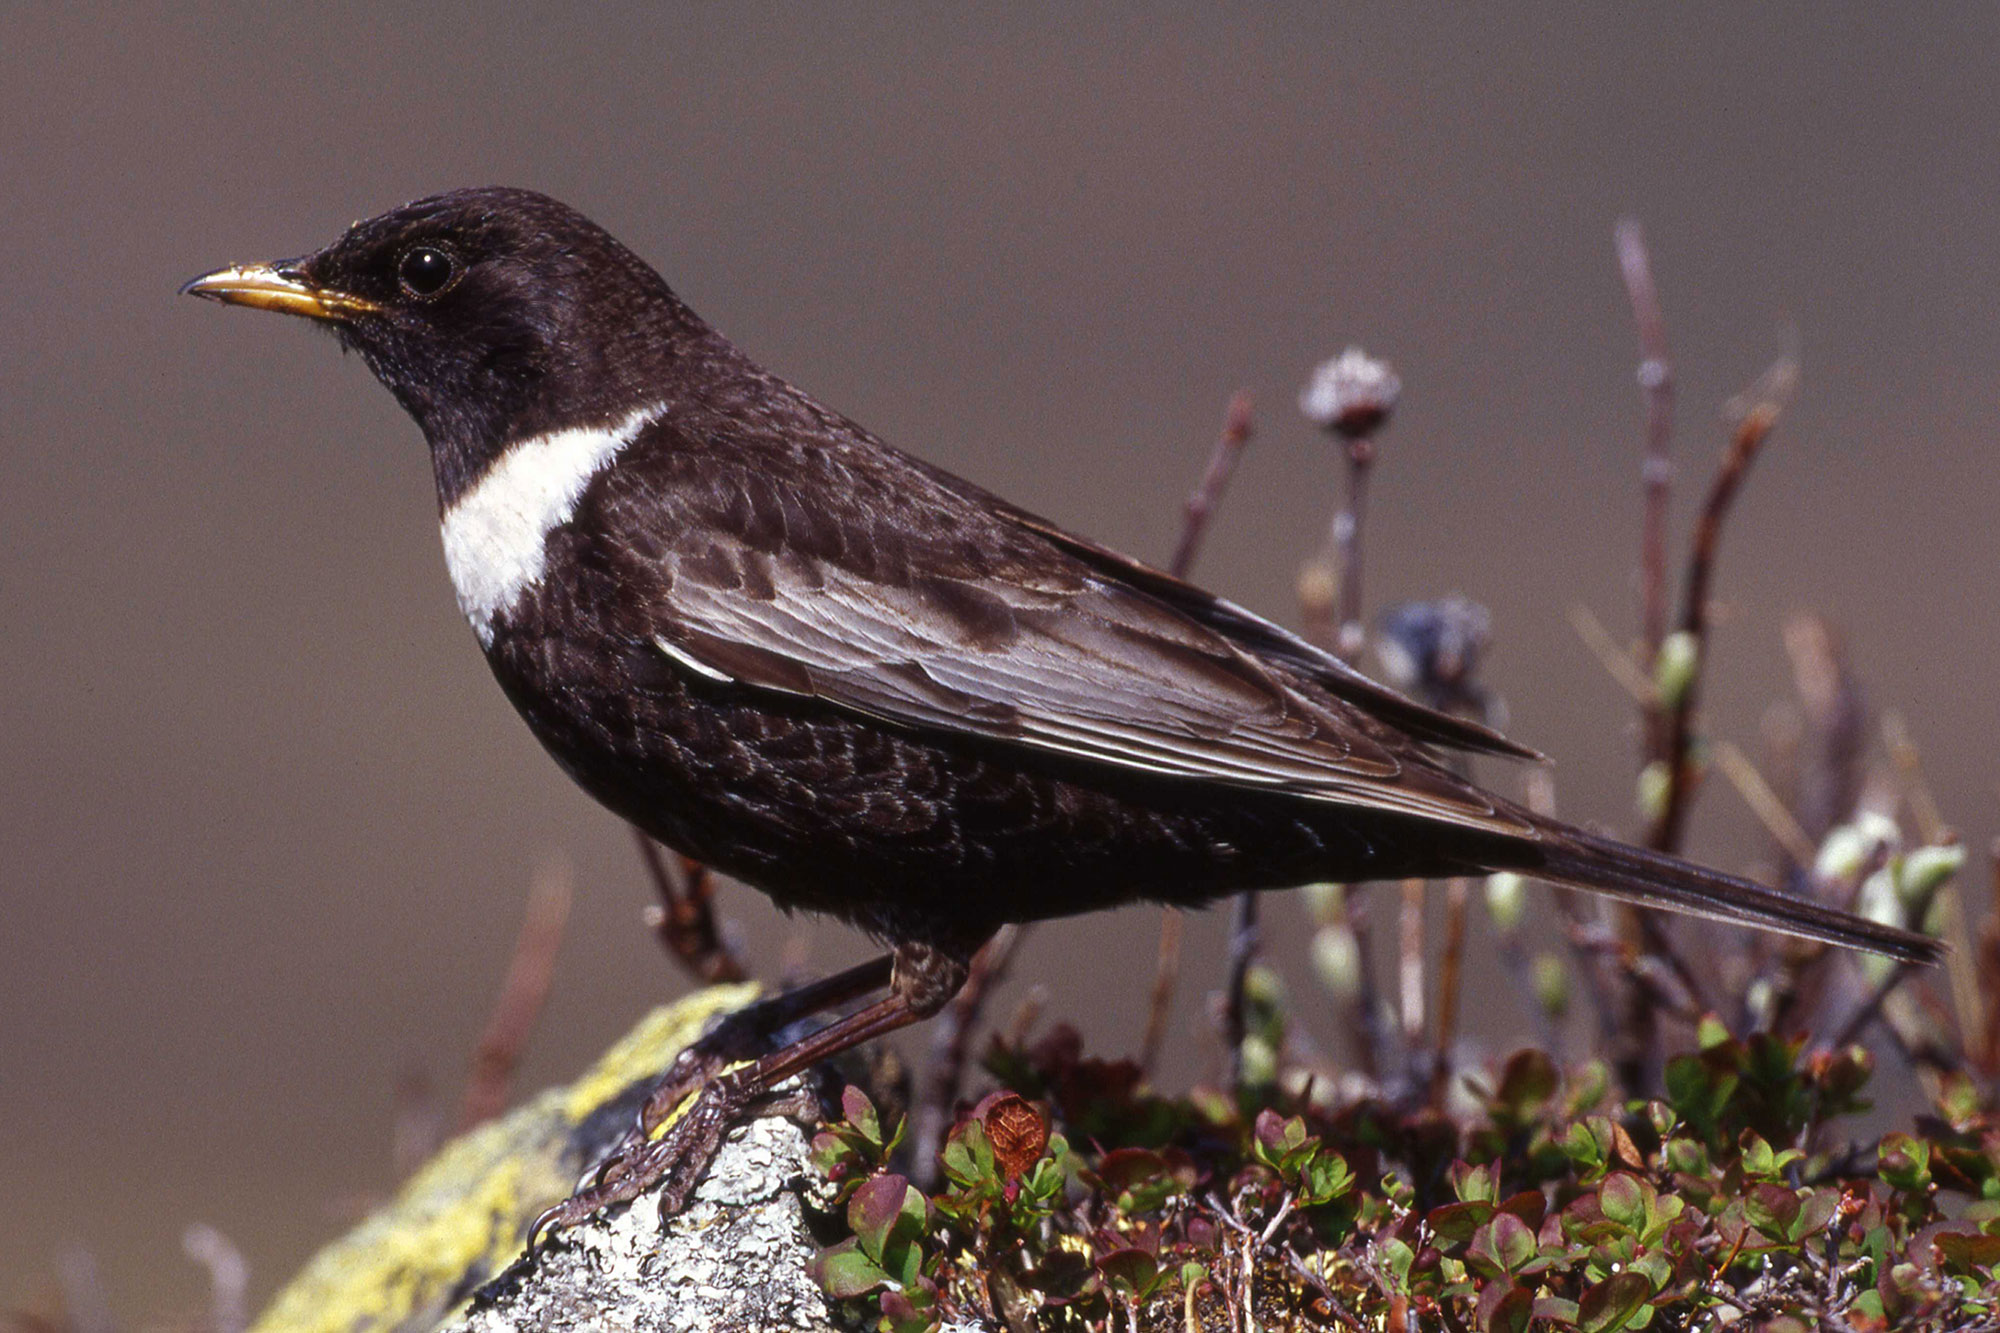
[529,1068,821,1249]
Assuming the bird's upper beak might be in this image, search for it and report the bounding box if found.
[179,262,381,321]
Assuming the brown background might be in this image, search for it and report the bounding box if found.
[5,5,1996,1322]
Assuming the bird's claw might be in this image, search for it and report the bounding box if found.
[525,1070,825,1254]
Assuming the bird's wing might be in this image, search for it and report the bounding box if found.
[622,455,1530,838]
[985,500,1542,760]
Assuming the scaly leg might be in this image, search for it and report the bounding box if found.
[530,937,985,1245]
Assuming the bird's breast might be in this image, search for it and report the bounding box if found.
[436,403,668,646]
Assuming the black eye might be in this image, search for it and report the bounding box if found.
[397,245,458,298]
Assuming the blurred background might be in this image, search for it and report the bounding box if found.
[5,5,1996,1322]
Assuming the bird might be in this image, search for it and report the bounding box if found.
[182,186,1938,1231]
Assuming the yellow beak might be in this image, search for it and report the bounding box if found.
[179,263,382,321]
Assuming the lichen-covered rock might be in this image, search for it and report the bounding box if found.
[247,987,790,1333]
[443,1112,835,1333]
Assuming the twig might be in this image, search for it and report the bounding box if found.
[1330,436,1376,664]
[1222,892,1261,1091]
[1881,711,1947,843]
[1348,887,1396,1080]
[182,1224,249,1333]
[1526,769,1629,1056]
[1558,911,1704,1023]
[457,859,572,1130]
[1617,219,1678,684]
[1568,603,1656,704]
[1781,613,1866,849]
[1169,390,1255,580]
[1284,351,1402,1085]
[1881,713,1980,1055]
[1983,839,2000,1069]
[1649,351,1797,854]
[1713,739,1817,869]
[634,828,749,984]
[1138,908,1184,1077]
[1153,394,1252,1084]
[1299,348,1399,662]
[911,925,1029,1185]
[1825,962,1917,1053]
[1397,879,1425,1046]
[1643,362,1796,866]
[1614,223,1687,1092]
[1430,878,1470,1105]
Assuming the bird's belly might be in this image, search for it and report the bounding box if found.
[477,627,1437,941]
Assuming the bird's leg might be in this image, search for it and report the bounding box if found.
[636,954,895,1135]
[530,938,984,1245]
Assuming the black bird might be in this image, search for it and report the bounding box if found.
[183,187,1937,1227]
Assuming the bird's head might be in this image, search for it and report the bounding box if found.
[184,187,706,501]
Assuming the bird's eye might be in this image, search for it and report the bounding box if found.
[397,246,458,299]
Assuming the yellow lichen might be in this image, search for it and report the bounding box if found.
[250,984,759,1333]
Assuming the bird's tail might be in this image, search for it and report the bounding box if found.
[1529,820,1942,966]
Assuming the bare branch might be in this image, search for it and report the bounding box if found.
[1648,350,1798,855]
[1568,603,1655,704]
[1169,391,1255,579]
[634,828,749,985]
[1881,714,1980,1054]
[1713,739,1817,869]
[1616,218,1678,677]
[1138,908,1184,1078]
[1397,879,1425,1046]
[1429,877,1471,1106]
[1152,394,1254,1087]
[1222,892,1261,1091]
[458,859,572,1131]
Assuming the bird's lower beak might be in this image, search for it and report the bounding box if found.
[179,263,381,321]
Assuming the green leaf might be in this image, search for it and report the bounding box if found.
[1468,1211,1536,1278]
[1560,1119,1611,1174]
[1936,1229,2000,1274]
[1478,1283,1534,1333]
[1379,1237,1416,1291]
[847,1175,928,1286]
[877,1289,934,1333]
[1253,1109,1309,1160]
[1662,1136,1708,1177]
[1428,1200,1495,1245]
[1793,1188,1838,1243]
[940,1118,997,1190]
[1577,1270,1652,1332]
[1302,1151,1355,1207]
[811,1239,892,1299]
[1533,1296,1581,1325]
[1878,1131,1931,1193]
[1598,1173,1646,1231]
[1492,1049,1559,1124]
[1097,1247,1161,1298]
[810,1129,861,1179]
[840,1085,883,1150]
[1452,1160,1499,1204]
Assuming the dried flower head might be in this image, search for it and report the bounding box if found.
[1299,346,1402,439]
[1375,595,1492,707]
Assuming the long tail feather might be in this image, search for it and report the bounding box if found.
[1531,822,1942,966]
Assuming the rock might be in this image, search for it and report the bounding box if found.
[443,1111,835,1333]
[246,986,839,1333]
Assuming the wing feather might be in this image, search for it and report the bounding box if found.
[649,524,1528,837]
